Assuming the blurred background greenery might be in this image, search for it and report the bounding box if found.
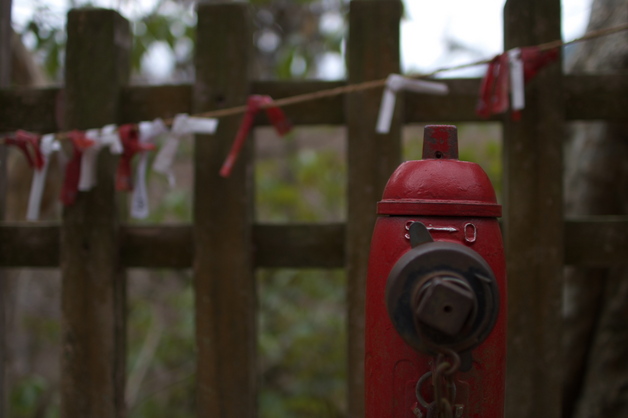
[7,1,502,416]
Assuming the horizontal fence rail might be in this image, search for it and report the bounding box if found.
[1,218,627,268]
[1,75,628,133]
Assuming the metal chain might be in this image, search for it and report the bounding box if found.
[434,348,460,418]
[414,349,461,417]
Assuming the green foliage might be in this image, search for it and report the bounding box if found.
[131,6,196,81]
[18,0,346,82]
[460,137,502,201]
[120,129,348,417]
[259,269,346,418]
[255,132,347,416]
[126,271,196,418]
[9,291,62,417]
[251,1,347,79]
[10,375,58,418]
[144,188,192,223]
[22,6,66,80]
[22,312,60,342]
[456,124,503,201]
[256,134,346,222]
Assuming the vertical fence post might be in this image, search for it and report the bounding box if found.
[193,3,256,417]
[502,1,564,417]
[61,9,130,418]
[0,0,10,415]
[0,0,9,89]
[346,1,402,416]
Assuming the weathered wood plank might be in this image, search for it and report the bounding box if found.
[120,225,192,268]
[119,84,191,124]
[0,80,493,131]
[0,224,194,268]
[1,219,627,269]
[60,9,130,418]
[119,81,347,126]
[124,224,346,268]
[0,0,11,414]
[253,223,345,268]
[0,223,59,266]
[193,3,256,418]
[1,75,628,132]
[503,1,564,417]
[252,80,346,125]
[564,217,628,266]
[404,78,491,123]
[564,74,628,121]
[406,75,627,123]
[0,218,624,268]
[0,88,60,132]
[0,223,344,268]
[0,0,9,90]
[346,2,402,416]
[111,76,628,124]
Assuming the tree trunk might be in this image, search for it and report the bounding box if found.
[563,1,628,417]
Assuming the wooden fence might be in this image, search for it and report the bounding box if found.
[1,0,627,417]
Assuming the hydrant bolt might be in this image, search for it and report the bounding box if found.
[414,276,476,337]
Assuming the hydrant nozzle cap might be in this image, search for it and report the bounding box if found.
[422,125,458,160]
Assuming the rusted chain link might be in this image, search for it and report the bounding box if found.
[414,349,462,417]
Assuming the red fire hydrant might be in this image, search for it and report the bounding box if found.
[365,125,506,418]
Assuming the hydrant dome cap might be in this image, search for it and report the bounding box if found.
[382,159,498,203]
[378,126,501,217]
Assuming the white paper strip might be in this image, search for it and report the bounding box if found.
[404,79,449,95]
[376,87,398,135]
[508,48,525,111]
[376,74,449,134]
[153,114,218,187]
[181,116,218,134]
[131,119,168,219]
[152,139,183,187]
[78,129,101,191]
[26,134,60,221]
[100,124,123,154]
[139,118,167,140]
[131,151,150,219]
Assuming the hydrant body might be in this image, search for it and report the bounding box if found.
[365,126,506,418]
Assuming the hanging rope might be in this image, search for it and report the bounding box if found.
[2,22,628,142]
